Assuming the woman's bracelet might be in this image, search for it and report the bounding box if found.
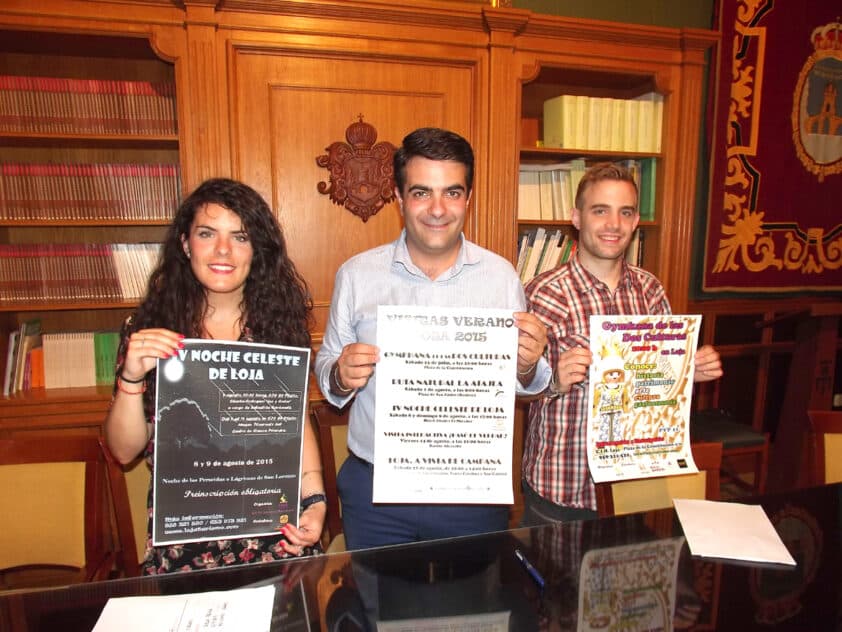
[117,376,146,395]
[301,493,327,510]
[119,372,145,384]
[332,363,354,394]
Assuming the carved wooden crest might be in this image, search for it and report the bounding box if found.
[316,116,396,222]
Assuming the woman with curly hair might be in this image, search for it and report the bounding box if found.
[105,177,325,573]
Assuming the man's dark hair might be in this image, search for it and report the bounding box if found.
[393,127,474,194]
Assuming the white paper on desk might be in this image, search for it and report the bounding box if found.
[673,498,796,566]
[91,584,275,632]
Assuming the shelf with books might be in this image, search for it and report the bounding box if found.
[0,301,139,314]
[505,19,717,309]
[517,156,658,225]
[541,91,663,154]
[2,321,120,396]
[0,241,162,308]
[0,162,181,224]
[517,224,646,286]
[0,28,181,401]
[0,133,178,149]
[516,66,668,278]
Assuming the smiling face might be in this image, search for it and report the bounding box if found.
[182,202,253,302]
[395,156,470,278]
[572,178,639,271]
[604,369,624,384]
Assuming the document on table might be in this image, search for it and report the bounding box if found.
[91,584,275,632]
[673,499,796,566]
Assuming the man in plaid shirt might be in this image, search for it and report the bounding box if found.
[521,162,723,525]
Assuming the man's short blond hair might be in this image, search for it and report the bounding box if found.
[574,162,638,211]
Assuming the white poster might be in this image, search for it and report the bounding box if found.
[373,306,519,504]
[586,314,701,483]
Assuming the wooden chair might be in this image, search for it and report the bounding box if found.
[0,435,139,589]
[806,410,842,486]
[690,408,769,495]
[121,455,152,568]
[100,439,144,576]
[311,402,350,552]
[595,442,723,517]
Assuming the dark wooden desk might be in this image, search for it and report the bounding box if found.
[2,484,839,631]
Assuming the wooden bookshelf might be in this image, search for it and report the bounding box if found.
[498,15,718,309]
[0,28,182,397]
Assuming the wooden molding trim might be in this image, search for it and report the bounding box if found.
[215,0,487,32]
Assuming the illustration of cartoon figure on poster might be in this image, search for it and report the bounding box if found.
[587,315,701,483]
[591,345,632,444]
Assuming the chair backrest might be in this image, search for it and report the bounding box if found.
[311,402,350,550]
[0,434,138,588]
[595,442,723,517]
[99,440,143,576]
[807,410,842,486]
[122,455,152,565]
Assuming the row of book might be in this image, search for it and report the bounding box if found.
[0,75,177,136]
[542,92,663,154]
[622,158,656,222]
[518,158,657,222]
[517,228,578,283]
[0,243,161,305]
[518,159,586,222]
[516,227,644,284]
[0,162,181,222]
[3,321,120,395]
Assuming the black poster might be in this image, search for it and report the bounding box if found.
[153,339,310,545]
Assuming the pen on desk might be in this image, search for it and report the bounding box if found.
[514,548,545,590]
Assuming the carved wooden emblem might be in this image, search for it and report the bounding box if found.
[316,116,396,222]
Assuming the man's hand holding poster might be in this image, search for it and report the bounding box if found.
[153,340,310,545]
[373,306,518,504]
[587,315,701,483]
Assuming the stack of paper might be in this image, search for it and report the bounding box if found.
[673,499,796,566]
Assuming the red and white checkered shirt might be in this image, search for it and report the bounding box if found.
[523,254,671,510]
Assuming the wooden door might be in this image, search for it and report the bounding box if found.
[228,46,482,341]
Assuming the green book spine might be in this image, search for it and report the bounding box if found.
[95,331,121,385]
[639,158,657,221]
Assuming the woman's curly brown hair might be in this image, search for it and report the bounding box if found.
[127,177,312,348]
